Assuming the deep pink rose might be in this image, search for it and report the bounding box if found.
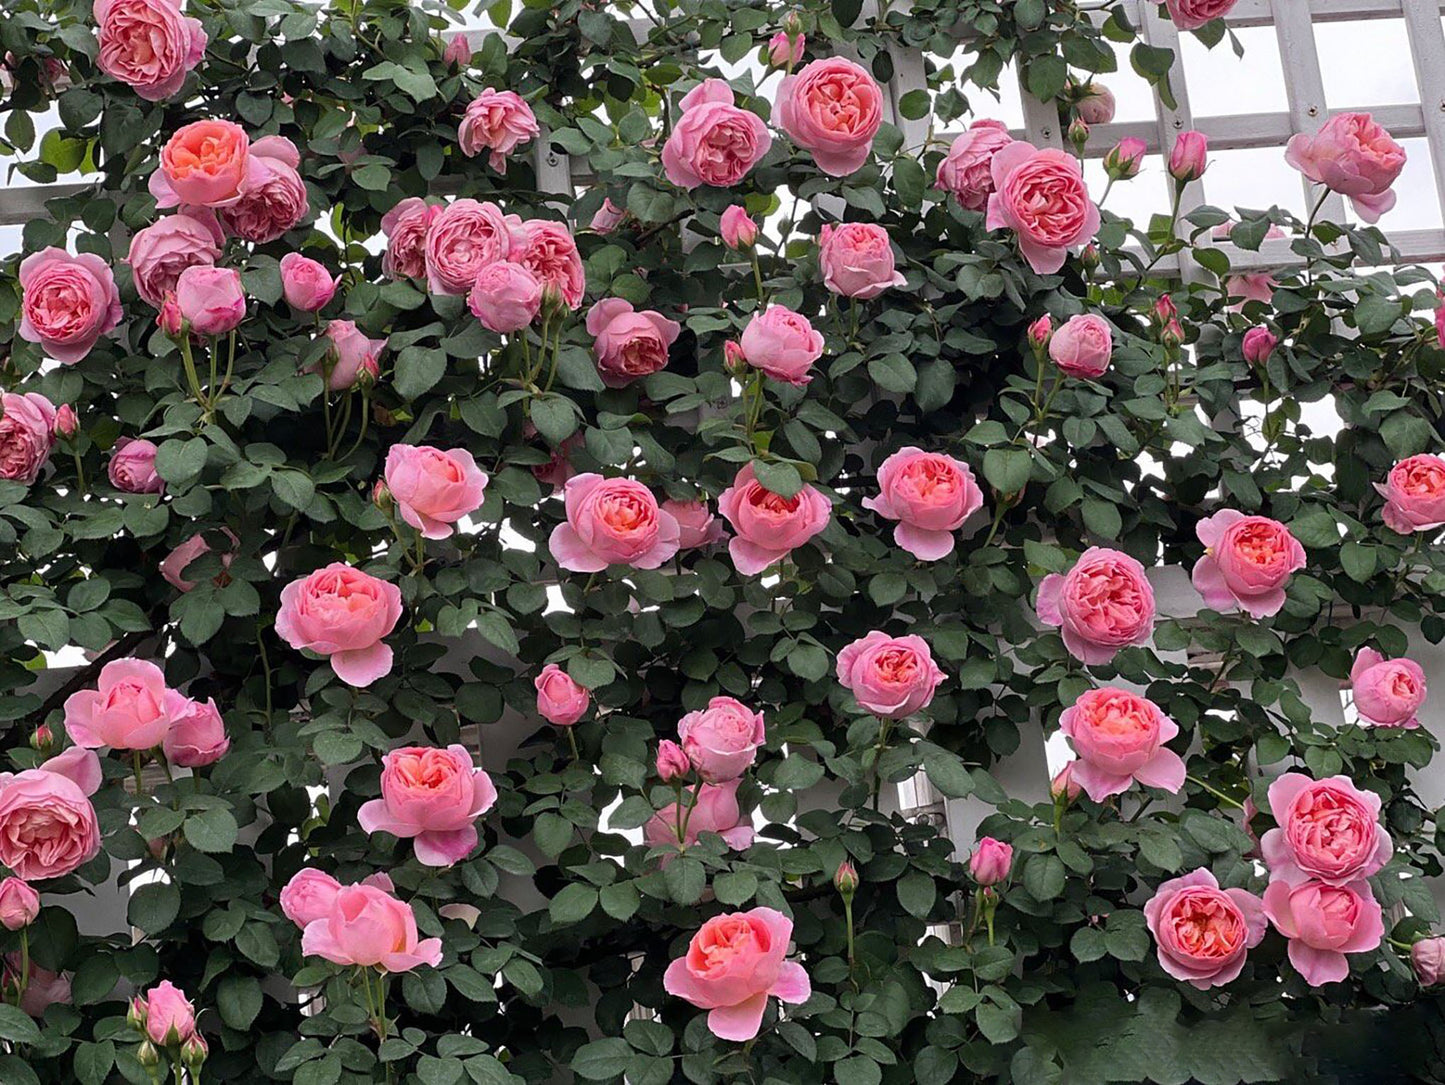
[159,528,237,592]
[126,214,221,308]
[513,219,585,310]
[1191,509,1305,619]
[108,437,164,494]
[1164,0,1240,29]
[663,908,811,1041]
[459,89,539,173]
[1059,687,1186,801]
[1413,937,1445,985]
[717,463,831,575]
[662,499,722,549]
[0,748,103,880]
[645,779,753,857]
[358,745,497,867]
[585,298,681,387]
[1048,313,1112,378]
[1376,454,1445,533]
[384,444,488,540]
[94,0,205,102]
[835,631,945,718]
[677,697,765,782]
[18,249,123,364]
[1350,647,1426,729]
[280,868,343,930]
[279,253,339,312]
[777,57,883,176]
[1144,868,1266,989]
[320,319,386,391]
[301,883,443,972]
[589,198,625,234]
[738,305,824,385]
[817,222,906,300]
[468,260,542,333]
[1285,112,1405,223]
[161,693,229,767]
[535,663,590,726]
[424,199,522,296]
[63,657,171,751]
[662,79,772,190]
[720,205,757,250]
[276,563,404,687]
[1036,547,1155,665]
[175,265,245,335]
[218,136,308,242]
[141,980,196,1045]
[382,198,442,281]
[1263,879,1383,986]
[0,878,39,931]
[863,447,982,561]
[986,142,1100,275]
[153,119,254,209]
[0,391,57,485]
[1261,773,1392,887]
[1242,326,1278,364]
[934,119,1013,211]
[968,837,1012,886]
[548,474,681,572]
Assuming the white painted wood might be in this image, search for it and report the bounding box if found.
[1268,0,1350,223]
[1400,0,1445,215]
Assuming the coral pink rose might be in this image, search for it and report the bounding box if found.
[935,119,1013,211]
[662,499,722,549]
[153,119,255,208]
[126,214,221,308]
[1144,868,1266,989]
[969,837,1012,886]
[382,198,441,281]
[108,437,164,494]
[18,249,123,364]
[161,693,229,767]
[1048,313,1112,378]
[358,745,498,867]
[585,298,681,387]
[1261,773,1391,887]
[141,980,196,1045]
[301,883,443,972]
[384,444,488,540]
[986,142,1100,275]
[645,779,753,856]
[458,88,539,173]
[535,663,590,726]
[424,199,522,296]
[776,57,883,177]
[664,908,811,1041]
[1036,547,1155,665]
[279,253,339,312]
[1164,0,1240,29]
[0,878,39,931]
[836,631,945,718]
[1376,454,1445,533]
[514,219,585,310]
[63,658,172,751]
[1350,647,1426,729]
[0,391,57,485]
[94,0,206,101]
[275,563,404,687]
[548,474,681,572]
[1285,112,1405,223]
[1058,687,1186,801]
[720,205,757,250]
[677,697,766,782]
[280,868,343,929]
[1263,879,1383,986]
[175,265,246,335]
[717,464,831,575]
[218,136,308,242]
[1191,509,1305,619]
[738,305,824,386]
[817,222,906,300]
[0,747,103,880]
[468,260,542,333]
[863,447,983,561]
[662,79,772,190]
[320,319,386,391]
[160,529,237,592]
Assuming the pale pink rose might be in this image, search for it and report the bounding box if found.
[18,248,123,364]
[513,219,585,310]
[382,198,442,281]
[1376,454,1445,533]
[153,119,254,209]
[1048,313,1112,378]
[1058,687,1187,801]
[424,199,522,296]
[0,878,39,930]
[835,631,945,718]
[717,464,830,575]
[776,57,883,177]
[1261,773,1392,887]
[986,142,1100,275]
[817,222,906,300]
[662,499,723,549]
[1144,868,1266,989]
[358,745,497,867]
[767,31,804,68]
[644,779,753,856]
[1349,648,1426,729]
[1413,937,1445,985]
[934,119,1013,211]
[1263,879,1383,986]
[1036,547,1155,665]
[677,697,766,782]
[589,198,625,234]
[63,657,172,751]
[384,444,488,540]
[275,563,404,687]
[1226,272,1277,307]
[1164,0,1241,29]
[126,214,221,308]
[738,305,824,385]
[662,79,772,190]
[108,437,163,493]
[443,32,471,68]
[160,528,237,592]
[320,319,386,391]
[280,868,342,930]
[94,0,206,102]
[161,693,229,767]
[1167,130,1208,183]
[720,205,757,250]
[141,980,196,1045]
[863,447,982,561]
[1103,137,1145,179]
[175,265,245,335]
[468,260,542,333]
[0,391,57,485]
[655,739,690,782]
[6,957,71,1018]
[301,883,443,972]
[534,663,590,726]
[548,474,681,572]
[458,89,540,173]
[1241,326,1278,364]
[1191,509,1305,619]
[1074,82,1115,125]
[585,298,681,387]
[663,908,811,1041]
[279,253,339,312]
[0,748,103,880]
[968,837,1012,886]
[218,136,308,243]
[1285,112,1406,223]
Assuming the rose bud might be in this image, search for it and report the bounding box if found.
[157,292,185,338]
[28,724,53,755]
[1152,294,1178,326]
[1242,326,1279,365]
[1027,314,1053,352]
[1161,318,1185,349]
[720,205,758,250]
[656,739,690,783]
[372,478,393,513]
[182,1034,209,1071]
[52,405,78,441]
[834,860,859,898]
[1067,117,1089,150]
[969,837,1013,886]
[1051,762,1081,802]
[1413,936,1445,986]
[1168,130,1208,184]
[0,878,39,931]
[723,339,747,375]
[137,1041,161,1070]
[1103,137,1145,180]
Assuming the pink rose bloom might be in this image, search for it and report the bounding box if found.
[655,739,690,783]
[468,260,542,333]
[301,883,443,972]
[280,868,343,929]
[1167,130,1208,183]
[94,0,206,102]
[968,837,1012,886]
[162,693,230,767]
[126,214,221,308]
[218,136,308,242]
[1048,313,1112,378]
[159,528,237,592]
[175,265,245,335]
[279,253,339,312]
[664,908,811,1041]
[589,198,625,234]
[424,198,522,296]
[1260,773,1392,887]
[720,205,757,250]
[817,222,906,300]
[1191,509,1305,619]
[535,663,590,726]
[935,119,1013,211]
[1285,112,1406,223]
[986,142,1100,275]
[1263,879,1383,986]
[153,119,255,209]
[141,980,196,1045]
[459,89,540,173]
[776,57,883,177]
[1226,272,1276,308]
[662,499,723,549]
[1075,82,1115,125]
[358,745,497,867]
[1144,868,1266,989]
[513,219,586,310]
[382,198,442,281]
[645,779,753,856]
[443,32,471,67]
[718,464,831,575]
[678,697,766,782]
[384,444,488,540]
[1164,0,1240,29]
[1036,547,1155,665]
[0,878,39,931]
[108,437,164,494]
[548,474,681,572]
[0,391,58,485]
[586,298,681,387]
[1350,647,1426,729]
[320,319,386,392]
[1058,687,1186,801]
[863,447,982,561]
[7,957,71,1018]
[767,31,804,68]
[836,631,945,718]
[275,563,404,687]
[18,248,123,364]
[63,657,172,751]
[0,747,103,880]
[1241,326,1278,364]
[52,404,78,442]
[1413,937,1445,985]
[662,79,772,190]
[1376,454,1445,533]
[738,305,824,386]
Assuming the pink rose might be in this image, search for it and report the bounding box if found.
[835,631,945,718]
[1263,879,1383,986]
[589,198,625,234]
[0,878,39,931]
[513,219,585,310]
[218,136,308,242]
[532,434,580,493]
[817,222,906,300]
[1260,773,1391,887]
[1051,763,1081,802]
[424,199,522,296]
[94,0,206,102]
[1144,868,1266,989]
[1241,326,1278,364]
[1103,137,1145,180]
[275,563,404,687]
[1376,454,1445,533]
[863,447,982,561]
[986,142,1100,275]
[320,319,386,392]
[720,205,757,250]
[1191,509,1305,619]
[1226,272,1276,308]
[384,444,488,540]
[1036,547,1155,665]
[280,868,342,930]
[662,499,722,549]
[6,957,70,1018]
[717,464,831,575]
[585,298,681,387]
[655,739,690,783]
[662,79,772,190]
[126,214,222,308]
[1048,313,1112,378]
[443,32,471,68]
[63,657,172,751]
[1058,687,1186,801]
[175,265,245,335]
[159,528,237,592]
[459,89,540,173]
[358,745,497,867]
[677,697,766,782]
[664,908,811,1041]
[934,119,1013,211]
[161,693,230,767]
[548,474,681,572]
[1350,647,1426,729]
[382,198,442,281]
[157,292,184,337]
[767,31,804,68]
[0,391,57,485]
[776,57,883,177]
[645,779,753,856]
[738,305,824,386]
[1167,130,1208,183]
[1413,937,1445,985]
[535,663,590,726]
[108,437,164,494]
[1164,0,1241,29]
[968,837,1012,886]
[153,119,254,209]
[52,405,78,442]
[18,248,123,364]
[279,253,339,312]
[1285,112,1406,223]
[301,883,443,972]
[468,260,542,333]
[0,747,103,880]
[141,980,196,1045]
[1074,81,1115,125]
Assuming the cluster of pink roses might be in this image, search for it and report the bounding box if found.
[281,869,443,973]
[63,658,229,766]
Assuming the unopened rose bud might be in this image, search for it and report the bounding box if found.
[969,837,1013,887]
[1027,315,1053,353]
[1152,293,1177,326]
[1161,318,1184,349]
[355,356,379,391]
[723,340,747,376]
[129,996,149,1032]
[1067,117,1089,151]
[1080,243,1100,270]
[53,404,78,441]
[767,30,804,69]
[834,860,859,898]
[29,724,53,755]
[1168,130,1208,185]
[1242,326,1279,365]
[656,739,689,783]
[0,877,39,931]
[1103,137,1145,181]
[147,837,169,862]
[1073,80,1116,125]
[720,205,758,250]
[157,292,185,339]
[181,1033,209,1071]
[443,32,471,69]
[1413,936,1445,985]
[1050,763,1081,803]
[136,1041,161,1070]
[782,10,804,36]
[372,479,393,512]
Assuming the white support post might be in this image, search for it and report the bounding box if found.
[1138,0,1203,280]
[1400,0,1445,219]
[1268,0,1349,223]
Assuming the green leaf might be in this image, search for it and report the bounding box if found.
[128,881,181,935]
[395,346,448,400]
[548,883,598,925]
[572,1038,631,1080]
[184,807,239,853]
[982,447,1031,495]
